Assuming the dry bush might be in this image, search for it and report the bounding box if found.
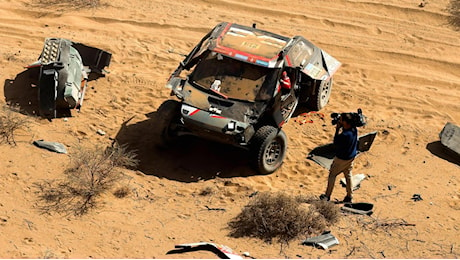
[359,216,416,232]
[34,142,138,216]
[199,186,215,196]
[310,200,341,224]
[448,0,460,30]
[228,192,341,244]
[113,186,131,198]
[35,0,101,9]
[0,105,30,145]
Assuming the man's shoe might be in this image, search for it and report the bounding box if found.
[343,196,353,203]
[319,194,330,201]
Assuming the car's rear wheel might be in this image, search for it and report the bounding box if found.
[308,77,333,111]
[251,126,287,174]
[156,99,181,146]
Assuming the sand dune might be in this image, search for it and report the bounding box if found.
[0,0,459,258]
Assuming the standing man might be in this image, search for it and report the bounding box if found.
[320,113,358,203]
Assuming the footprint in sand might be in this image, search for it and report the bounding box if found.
[0,216,8,226]
[368,26,383,35]
[23,237,34,244]
[321,19,335,27]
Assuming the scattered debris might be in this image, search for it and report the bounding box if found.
[301,231,339,249]
[167,242,243,259]
[341,202,374,216]
[96,129,106,136]
[26,37,111,119]
[167,48,187,57]
[294,111,325,125]
[33,140,67,154]
[439,122,460,157]
[242,252,255,259]
[411,194,423,201]
[340,173,366,191]
[248,191,258,198]
[308,131,377,170]
[205,205,226,211]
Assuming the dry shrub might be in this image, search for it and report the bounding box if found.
[199,186,215,196]
[34,142,138,216]
[113,186,131,198]
[0,105,30,145]
[35,0,101,9]
[310,200,341,224]
[228,192,341,244]
[448,0,460,30]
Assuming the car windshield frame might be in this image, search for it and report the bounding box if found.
[189,51,277,102]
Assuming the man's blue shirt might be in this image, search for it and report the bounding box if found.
[334,127,358,160]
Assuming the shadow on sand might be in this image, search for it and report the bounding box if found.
[3,68,41,116]
[4,66,107,119]
[426,141,460,166]
[114,111,267,182]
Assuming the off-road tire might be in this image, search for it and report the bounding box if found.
[251,126,287,174]
[156,99,181,146]
[308,77,333,111]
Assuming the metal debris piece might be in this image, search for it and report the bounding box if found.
[340,173,366,191]
[33,140,67,154]
[26,37,111,119]
[167,242,243,259]
[439,122,460,156]
[308,131,377,169]
[302,231,339,249]
[341,202,374,216]
[205,205,226,211]
[96,129,106,136]
[411,194,423,201]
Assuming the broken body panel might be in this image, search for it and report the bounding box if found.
[27,38,111,118]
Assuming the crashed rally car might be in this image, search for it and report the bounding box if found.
[27,38,111,118]
[158,22,341,174]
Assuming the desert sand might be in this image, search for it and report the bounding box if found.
[0,0,459,258]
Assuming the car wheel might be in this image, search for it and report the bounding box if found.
[251,126,287,174]
[308,77,333,111]
[156,99,181,146]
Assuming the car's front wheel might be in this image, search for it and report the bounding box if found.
[251,126,287,174]
[155,99,182,146]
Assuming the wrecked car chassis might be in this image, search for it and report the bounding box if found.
[157,22,341,174]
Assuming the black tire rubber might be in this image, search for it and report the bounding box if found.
[251,125,287,174]
[308,77,333,111]
[156,99,181,146]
